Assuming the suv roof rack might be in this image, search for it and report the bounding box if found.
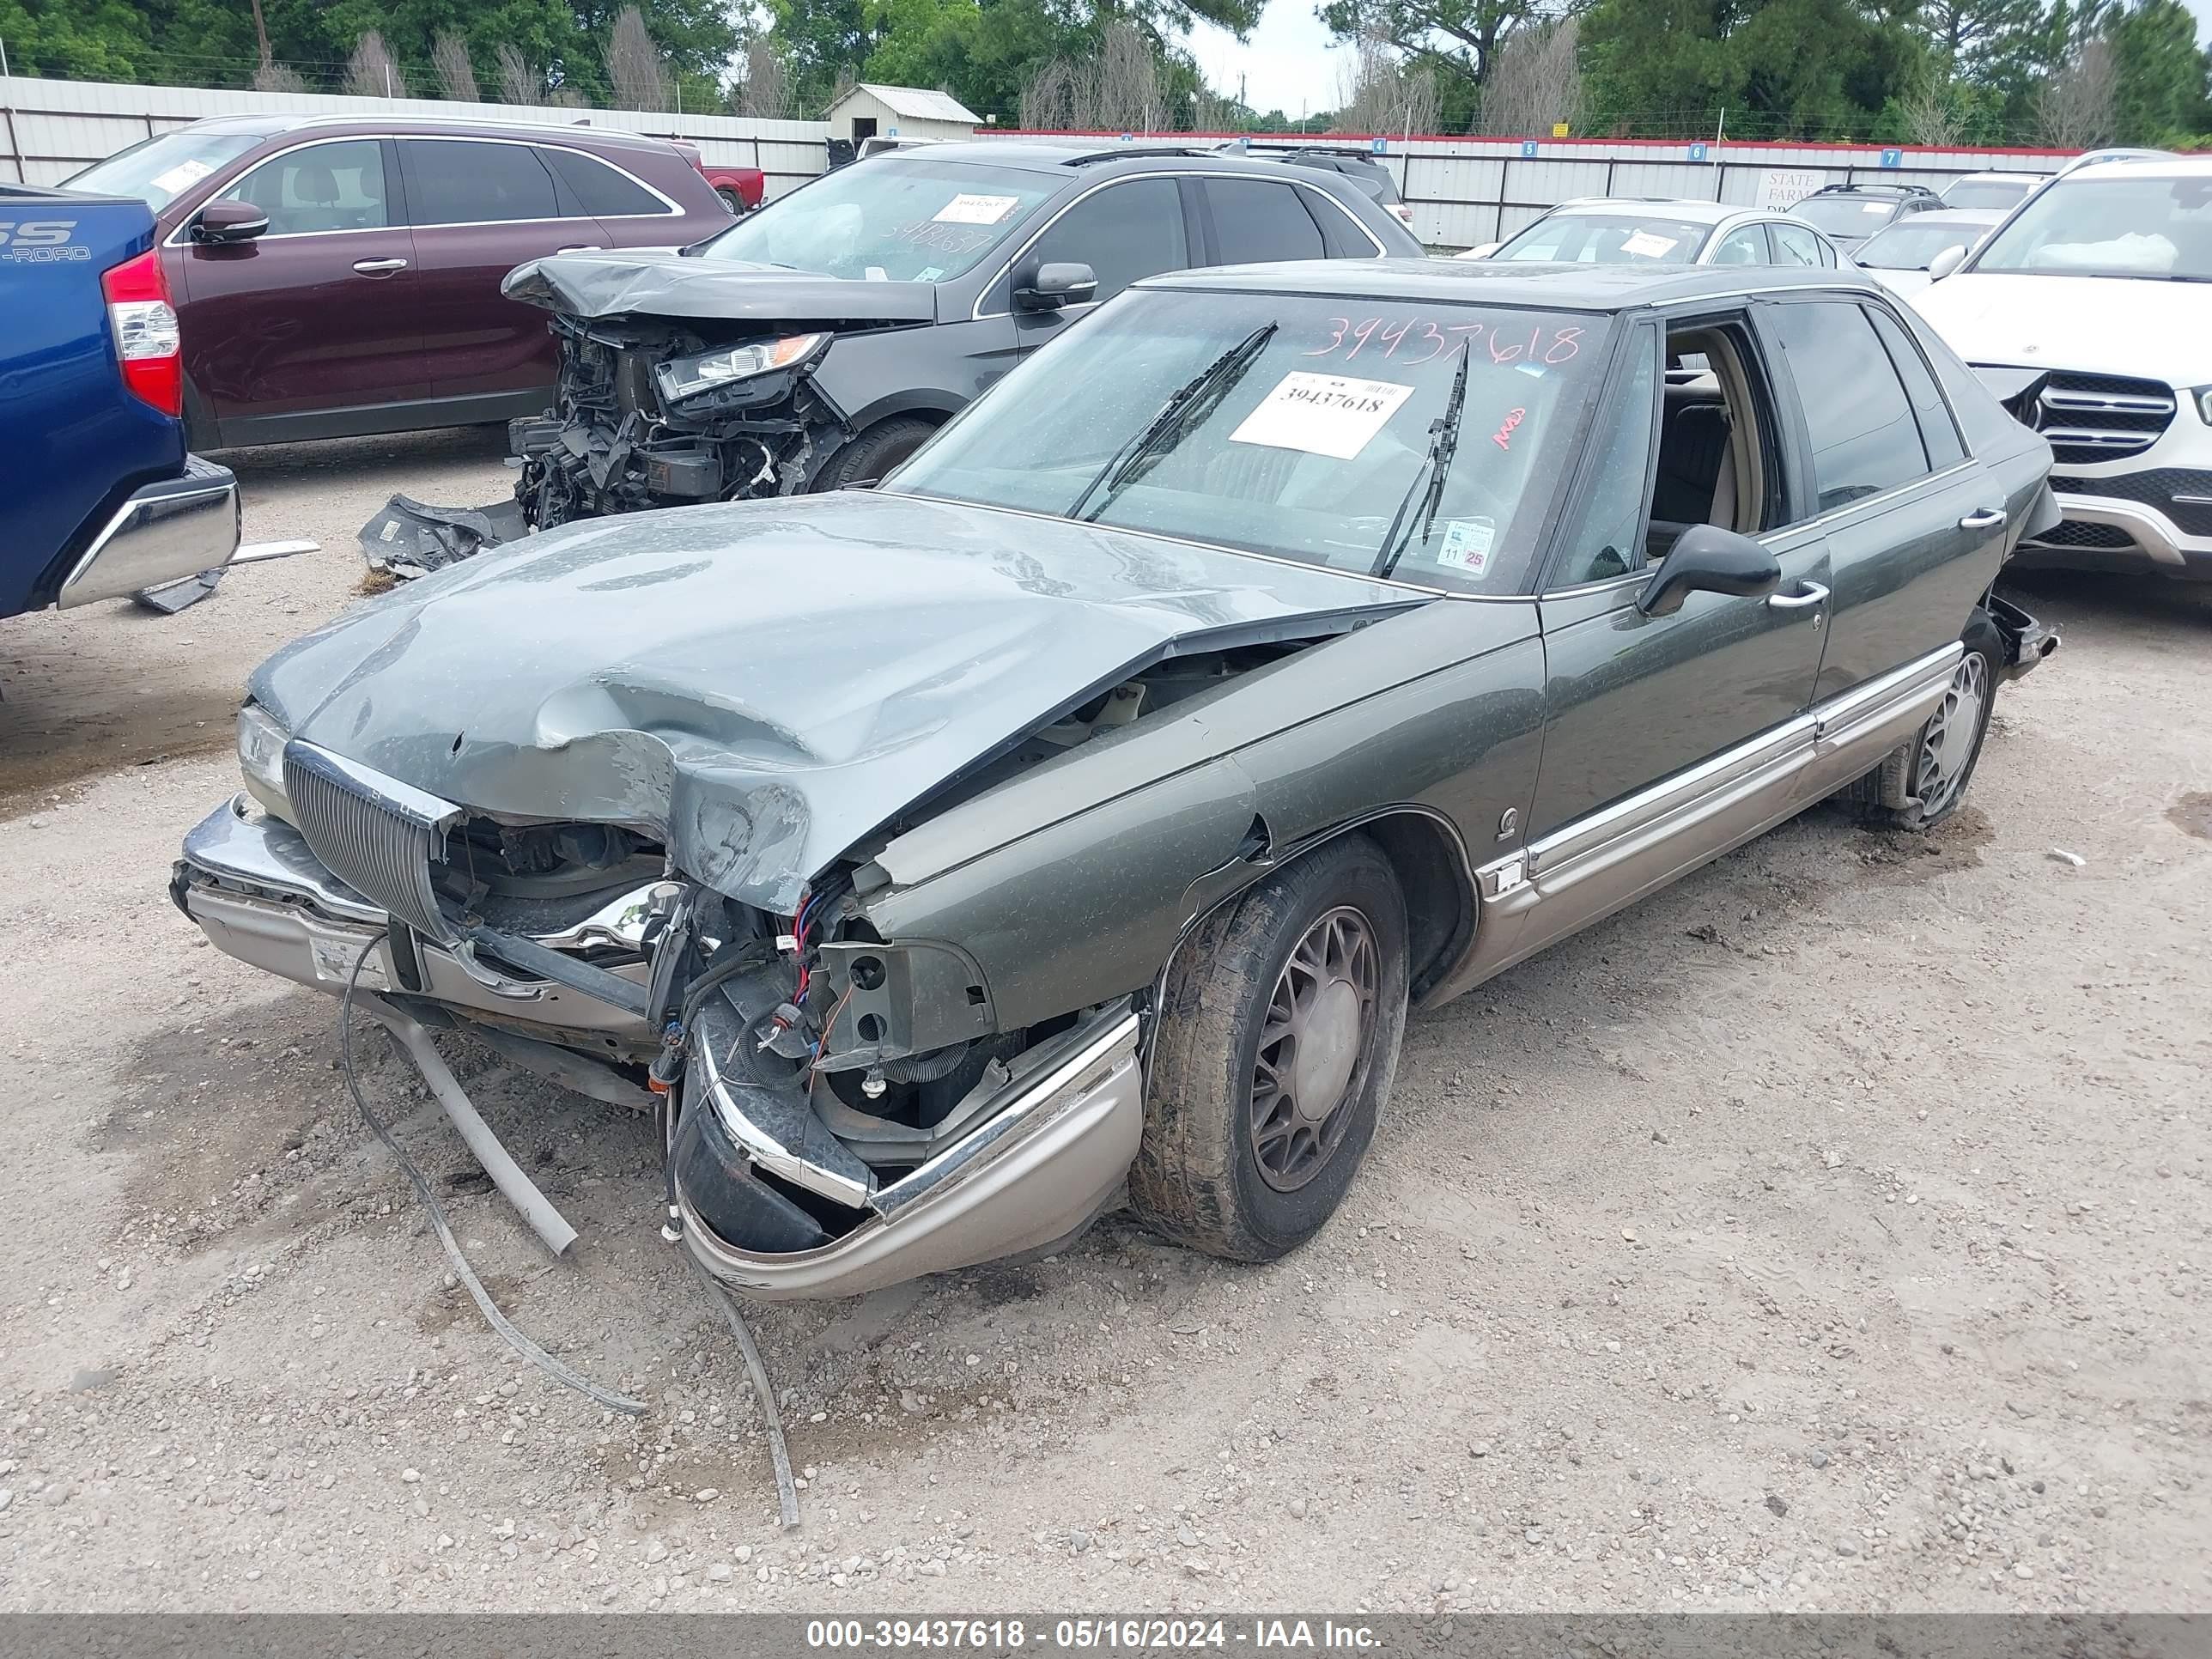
[1806,180,1940,198]
[1060,144,1225,166]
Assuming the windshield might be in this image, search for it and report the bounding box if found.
[1856,219,1986,270]
[888,288,1604,595]
[1942,179,2032,210]
[1494,212,1709,264]
[696,157,1055,282]
[66,131,262,212]
[1969,173,2212,281]
[1792,196,1900,235]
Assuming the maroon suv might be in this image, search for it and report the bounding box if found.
[66,114,732,449]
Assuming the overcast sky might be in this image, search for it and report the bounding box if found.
[1189,0,2212,127]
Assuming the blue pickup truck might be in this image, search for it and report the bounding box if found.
[3,182,240,618]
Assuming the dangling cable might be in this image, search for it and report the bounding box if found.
[338,936,647,1417]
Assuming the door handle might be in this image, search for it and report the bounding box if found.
[1767,581,1830,610]
[351,257,408,276]
[1959,507,2007,530]
[556,245,603,253]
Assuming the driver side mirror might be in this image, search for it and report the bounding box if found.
[192,200,269,245]
[1636,524,1781,617]
[1013,261,1097,313]
[1926,243,1969,282]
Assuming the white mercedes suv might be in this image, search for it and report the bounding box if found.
[1913,156,2212,581]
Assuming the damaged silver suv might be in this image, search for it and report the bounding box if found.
[175,259,2056,1300]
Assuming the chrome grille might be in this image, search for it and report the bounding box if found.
[1987,368,2176,466]
[281,741,463,943]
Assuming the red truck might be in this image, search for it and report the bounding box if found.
[64,113,732,450]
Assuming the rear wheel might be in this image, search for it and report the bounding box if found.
[1131,835,1409,1262]
[1845,611,2003,830]
[815,416,938,491]
[715,186,747,216]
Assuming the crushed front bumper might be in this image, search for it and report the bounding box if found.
[175,794,1148,1300]
[171,795,655,1053]
[676,1005,1144,1301]
[58,456,240,608]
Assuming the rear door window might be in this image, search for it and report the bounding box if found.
[1029,178,1188,302]
[1768,222,1823,266]
[404,139,562,226]
[216,139,390,235]
[1864,304,1966,469]
[1204,178,1328,264]
[541,147,669,218]
[1765,299,1930,513]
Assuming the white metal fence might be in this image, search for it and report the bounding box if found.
[0,75,833,199]
[3,75,2074,246]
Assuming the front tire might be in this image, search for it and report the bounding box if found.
[1132,835,1409,1263]
[815,416,938,491]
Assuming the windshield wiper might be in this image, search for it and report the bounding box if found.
[1068,323,1278,523]
[1370,346,1471,580]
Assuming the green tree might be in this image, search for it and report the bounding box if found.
[2105,0,2210,143]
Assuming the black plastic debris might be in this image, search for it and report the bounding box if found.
[360,495,527,580]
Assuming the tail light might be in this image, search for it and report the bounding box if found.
[1390,204,1416,229]
[100,249,183,417]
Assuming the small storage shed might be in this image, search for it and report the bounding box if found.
[823,83,981,145]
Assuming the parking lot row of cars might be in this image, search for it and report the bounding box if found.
[5,116,2196,1321]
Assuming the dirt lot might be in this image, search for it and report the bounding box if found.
[1,435,2207,1613]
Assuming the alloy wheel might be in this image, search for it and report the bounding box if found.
[1916,652,1988,817]
[1249,906,1379,1193]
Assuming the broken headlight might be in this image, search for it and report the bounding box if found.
[236,703,292,822]
[655,332,829,404]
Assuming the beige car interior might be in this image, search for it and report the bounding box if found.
[1649,324,1769,560]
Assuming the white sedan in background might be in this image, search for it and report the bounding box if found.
[1852,209,2005,296]
[1456,198,1850,268]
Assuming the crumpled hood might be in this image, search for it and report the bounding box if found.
[250,491,1418,912]
[1913,272,2212,387]
[503,250,938,325]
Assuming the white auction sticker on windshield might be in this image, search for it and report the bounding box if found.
[1863,201,1892,215]
[150,158,215,194]
[1437,517,1495,574]
[1229,372,1414,461]
[1620,229,1680,258]
[934,193,1022,225]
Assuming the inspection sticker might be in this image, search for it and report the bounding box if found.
[1620,229,1680,259]
[1229,372,1414,461]
[150,158,216,195]
[1436,517,1495,574]
[934,192,1023,225]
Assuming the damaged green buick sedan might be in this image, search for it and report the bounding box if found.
[174,260,2058,1298]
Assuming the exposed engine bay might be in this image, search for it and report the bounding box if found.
[513,313,853,531]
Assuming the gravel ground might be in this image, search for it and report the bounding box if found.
[0,434,2207,1613]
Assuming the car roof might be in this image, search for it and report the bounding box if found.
[1140,257,1884,310]
[1870,208,2005,229]
[2063,154,2212,182]
[876,138,1393,190]
[1949,171,2039,185]
[1541,198,1747,226]
[178,112,678,154]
